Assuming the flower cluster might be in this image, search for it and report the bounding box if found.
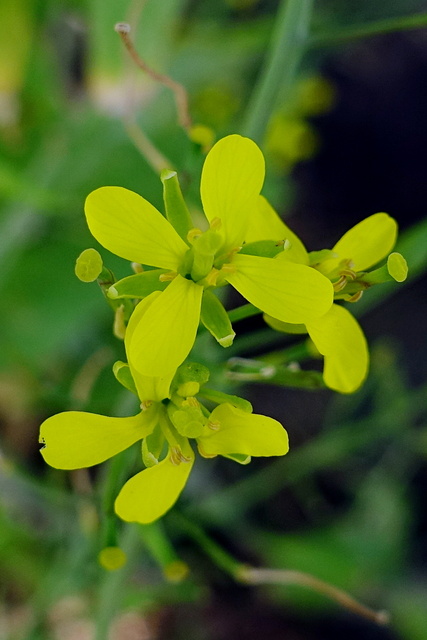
[40,290,288,523]
[246,196,407,392]
[39,134,407,524]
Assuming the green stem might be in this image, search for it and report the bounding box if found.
[171,512,241,577]
[172,514,388,625]
[227,303,262,323]
[243,0,314,143]
[226,356,325,389]
[310,12,427,47]
[139,520,187,580]
[95,524,141,640]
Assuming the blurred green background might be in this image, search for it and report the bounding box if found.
[1,1,427,638]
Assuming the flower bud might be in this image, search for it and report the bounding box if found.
[75,248,103,282]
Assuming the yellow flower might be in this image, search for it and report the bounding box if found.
[247,197,407,393]
[39,291,289,524]
[84,135,333,378]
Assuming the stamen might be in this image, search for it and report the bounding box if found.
[347,291,364,303]
[113,305,126,340]
[197,443,217,459]
[131,262,144,273]
[282,238,292,251]
[170,446,192,465]
[333,275,347,292]
[169,448,181,466]
[140,400,153,410]
[210,217,222,231]
[207,420,220,431]
[187,228,203,243]
[340,268,357,280]
[182,397,199,409]
[159,271,178,282]
[220,263,237,275]
[205,267,220,287]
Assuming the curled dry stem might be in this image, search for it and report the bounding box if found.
[238,566,390,626]
[115,22,192,131]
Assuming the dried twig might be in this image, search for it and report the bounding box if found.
[115,22,192,131]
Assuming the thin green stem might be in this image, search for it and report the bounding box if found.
[243,0,314,143]
[226,356,325,389]
[172,513,388,626]
[140,521,189,581]
[95,524,141,640]
[227,303,262,324]
[171,512,243,577]
[310,11,427,48]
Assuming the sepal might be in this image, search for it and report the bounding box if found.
[200,289,235,347]
[161,169,193,242]
[112,361,138,395]
[108,269,169,299]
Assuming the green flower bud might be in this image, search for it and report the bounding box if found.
[167,403,206,438]
[174,362,210,390]
[387,252,408,282]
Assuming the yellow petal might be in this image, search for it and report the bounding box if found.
[200,135,265,248]
[40,409,157,470]
[246,196,309,264]
[128,275,203,377]
[226,254,333,324]
[306,304,369,393]
[198,403,289,457]
[85,186,188,270]
[115,448,194,524]
[125,291,174,402]
[330,213,397,272]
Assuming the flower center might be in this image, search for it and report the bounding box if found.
[180,219,224,283]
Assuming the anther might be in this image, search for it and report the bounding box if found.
[282,238,292,251]
[210,217,222,231]
[220,263,237,275]
[205,267,220,287]
[170,446,191,465]
[340,268,357,280]
[131,262,144,273]
[170,448,181,466]
[333,275,347,292]
[347,291,364,303]
[182,397,199,408]
[207,420,220,431]
[187,228,203,243]
[140,400,153,410]
[197,444,217,459]
[159,271,177,282]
